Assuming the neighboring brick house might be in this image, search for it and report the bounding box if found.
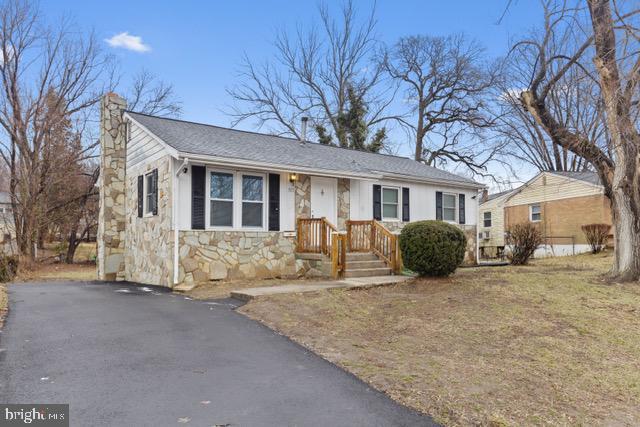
[97,93,484,288]
[477,189,514,259]
[479,171,612,258]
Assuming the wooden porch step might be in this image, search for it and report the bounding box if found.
[344,267,392,278]
[346,259,388,269]
[345,252,379,261]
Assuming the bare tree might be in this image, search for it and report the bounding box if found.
[381,34,500,173]
[127,69,182,117]
[226,1,397,148]
[0,0,115,260]
[514,0,640,280]
[495,58,605,172]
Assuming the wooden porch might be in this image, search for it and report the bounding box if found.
[296,217,402,279]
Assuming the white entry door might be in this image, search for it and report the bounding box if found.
[310,176,338,225]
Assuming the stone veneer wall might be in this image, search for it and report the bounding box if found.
[124,155,174,286]
[294,174,311,220]
[177,231,299,285]
[337,178,350,230]
[97,93,127,281]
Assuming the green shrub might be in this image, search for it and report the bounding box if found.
[0,255,19,282]
[399,220,466,276]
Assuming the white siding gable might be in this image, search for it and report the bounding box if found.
[126,120,168,170]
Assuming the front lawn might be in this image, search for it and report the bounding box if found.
[240,252,640,426]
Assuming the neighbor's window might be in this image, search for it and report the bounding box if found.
[443,193,457,222]
[145,172,155,215]
[382,187,399,220]
[483,211,492,227]
[242,174,264,227]
[530,203,541,222]
[210,172,234,227]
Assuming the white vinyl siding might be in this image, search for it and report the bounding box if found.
[126,121,167,170]
[508,172,602,206]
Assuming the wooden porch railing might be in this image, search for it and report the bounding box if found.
[331,232,347,279]
[296,217,338,256]
[346,219,401,273]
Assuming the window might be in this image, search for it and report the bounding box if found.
[483,211,492,227]
[242,174,263,227]
[530,204,541,222]
[144,171,156,215]
[443,193,457,222]
[382,187,399,220]
[210,172,234,227]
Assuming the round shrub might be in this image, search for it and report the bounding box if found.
[399,220,466,276]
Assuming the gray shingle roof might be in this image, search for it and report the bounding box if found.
[126,112,482,187]
[548,171,601,186]
[487,189,514,201]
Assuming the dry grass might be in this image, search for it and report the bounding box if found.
[185,277,326,300]
[240,252,640,426]
[0,282,7,327]
[16,262,96,282]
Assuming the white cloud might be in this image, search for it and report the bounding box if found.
[105,32,151,53]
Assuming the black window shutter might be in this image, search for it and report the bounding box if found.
[373,184,382,220]
[191,165,206,230]
[459,194,466,224]
[435,191,443,220]
[268,173,280,231]
[402,187,410,222]
[152,169,159,216]
[137,175,143,218]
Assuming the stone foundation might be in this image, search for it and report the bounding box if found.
[177,230,300,286]
[337,178,350,230]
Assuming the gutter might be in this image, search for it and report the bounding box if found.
[172,158,189,286]
[176,152,380,181]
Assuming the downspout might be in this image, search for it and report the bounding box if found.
[173,157,189,285]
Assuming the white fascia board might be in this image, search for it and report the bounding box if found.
[379,171,486,190]
[175,151,380,180]
[123,112,180,159]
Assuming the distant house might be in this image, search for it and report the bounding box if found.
[479,171,612,259]
[0,192,16,255]
[96,93,484,288]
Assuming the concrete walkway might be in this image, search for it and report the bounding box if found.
[231,275,411,301]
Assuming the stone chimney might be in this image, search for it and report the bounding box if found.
[97,93,127,281]
[480,189,489,203]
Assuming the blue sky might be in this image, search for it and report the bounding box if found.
[42,0,542,184]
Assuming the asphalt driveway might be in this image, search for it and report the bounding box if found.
[0,281,434,426]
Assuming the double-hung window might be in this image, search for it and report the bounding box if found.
[145,171,156,215]
[208,170,265,229]
[530,203,541,222]
[442,193,457,222]
[210,172,234,227]
[382,187,399,220]
[483,211,492,227]
[241,174,264,228]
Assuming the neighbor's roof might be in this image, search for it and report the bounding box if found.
[487,189,515,201]
[547,171,602,186]
[125,111,483,188]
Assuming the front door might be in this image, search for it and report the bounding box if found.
[310,176,337,225]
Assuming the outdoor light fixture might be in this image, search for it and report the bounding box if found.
[289,173,298,183]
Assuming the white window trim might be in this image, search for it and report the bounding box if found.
[483,211,492,228]
[529,204,542,222]
[240,172,266,230]
[205,167,268,231]
[442,192,457,223]
[143,171,155,217]
[381,185,400,221]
